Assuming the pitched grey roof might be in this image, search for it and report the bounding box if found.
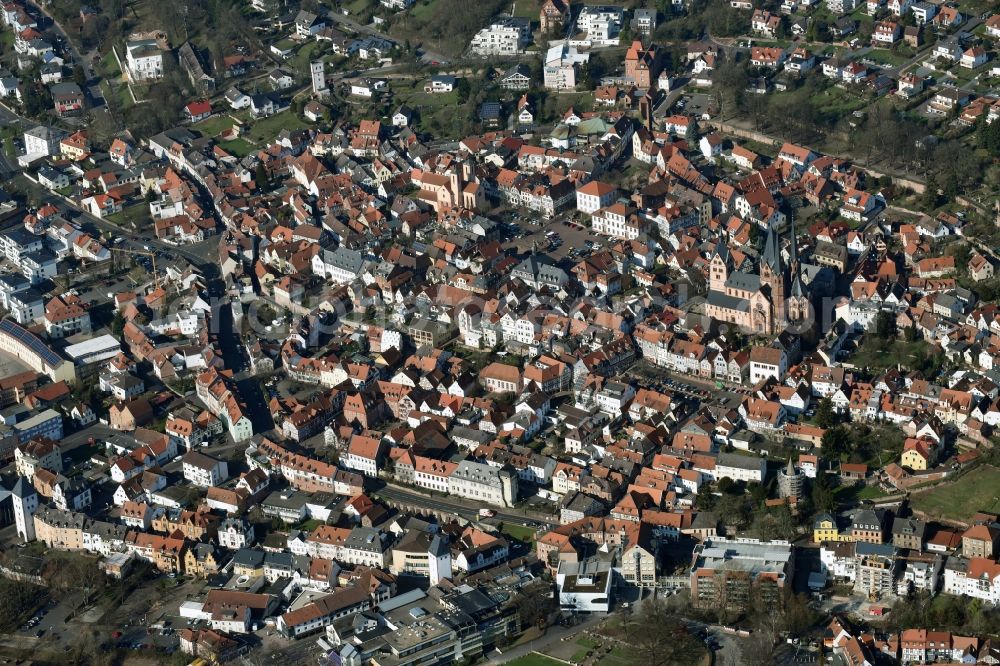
[11,476,34,498]
[706,290,748,312]
[726,270,761,293]
[717,452,765,471]
[324,246,366,273]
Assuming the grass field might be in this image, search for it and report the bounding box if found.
[836,483,889,506]
[294,518,324,532]
[105,204,151,230]
[911,465,1000,522]
[597,647,634,666]
[345,0,372,14]
[849,337,933,373]
[506,654,564,666]
[500,522,537,543]
[194,114,237,137]
[811,86,867,116]
[569,635,600,661]
[392,80,460,110]
[510,0,540,18]
[218,138,257,157]
[288,41,323,76]
[100,50,121,78]
[865,48,909,67]
[386,0,508,58]
[245,111,309,144]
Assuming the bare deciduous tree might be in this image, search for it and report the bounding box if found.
[626,598,705,666]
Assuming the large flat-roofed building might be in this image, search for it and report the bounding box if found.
[63,334,121,377]
[689,538,793,612]
[323,586,518,666]
[63,334,121,366]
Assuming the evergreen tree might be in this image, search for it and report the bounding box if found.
[255,163,270,191]
[920,176,938,210]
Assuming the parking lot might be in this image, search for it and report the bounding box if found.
[674,92,713,118]
[631,361,754,404]
[502,213,607,262]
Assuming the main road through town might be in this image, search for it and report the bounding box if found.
[375,483,559,528]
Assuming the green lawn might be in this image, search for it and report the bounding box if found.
[246,111,309,144]
[218,138,256,157]
[569,635,603,660]
[288,40,323,76]
[105,204,151,230]
[121,83,141,111]
[295,518,324,532]
[865,48,909,67]
[850,5,874,23]
[100,49,121,78]
[954,0,995,17]
[911,465,1000,521]
[740,138,778,157]
[194,114,237,137]
[836,483,889,506]
[506,654,565,666]
[510,0,541,19]
[345,0,372,14]
[811,86,868,116]
[749,39,793,49]
[598,647,637,666]
[849,337,934,373]
[393,81,459,109]
[857,484,889,499]
[500,522,537,543]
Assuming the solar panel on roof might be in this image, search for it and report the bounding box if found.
[0,319,63,366]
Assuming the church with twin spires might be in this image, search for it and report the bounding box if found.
[704,221,810,335]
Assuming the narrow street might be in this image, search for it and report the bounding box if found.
[24,0,96,80]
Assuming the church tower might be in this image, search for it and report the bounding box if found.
[786,216,810,325]
[759,223,786,331]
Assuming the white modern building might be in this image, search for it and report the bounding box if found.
[469,18,531,56]
[557,557,613,612]
[544,43,590,90]
[573,5,624,47]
